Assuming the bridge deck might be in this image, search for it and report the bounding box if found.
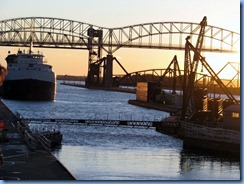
[22,118,181,129]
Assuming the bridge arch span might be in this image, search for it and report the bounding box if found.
[0,17,240,53]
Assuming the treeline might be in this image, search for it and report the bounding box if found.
[57,75,86,81]
[57,74,240,95]
[119,74,240,95]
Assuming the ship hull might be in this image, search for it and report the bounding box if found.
[1,79,56,101]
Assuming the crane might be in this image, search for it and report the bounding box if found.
[181,16,207,119]
[181,16,239,120]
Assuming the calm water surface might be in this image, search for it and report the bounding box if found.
[2,81,240,180]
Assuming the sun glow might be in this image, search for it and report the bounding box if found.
[202,52,240,81]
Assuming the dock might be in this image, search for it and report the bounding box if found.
[181,121,240,155]
[0,100,75,180]
[61,82,136,94]
[128,100,181,113]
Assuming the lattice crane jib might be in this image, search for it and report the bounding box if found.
[159,55,182,94]
[187,41,239,105]
[181,17,208,119]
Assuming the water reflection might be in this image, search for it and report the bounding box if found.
[179,149,240,180]
[2,81,240,180]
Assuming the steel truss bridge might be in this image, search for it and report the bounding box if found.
[0,17,240,92]
[0,17,239,53]
[0,17,240,120]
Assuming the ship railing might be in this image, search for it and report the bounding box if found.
[181,121,240,144]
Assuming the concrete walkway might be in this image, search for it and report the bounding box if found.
[0,100,75,180]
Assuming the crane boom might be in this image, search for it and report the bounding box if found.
[181,17,207,119]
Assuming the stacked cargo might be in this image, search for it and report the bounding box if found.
[207,98,223,121]
[136,82,161,102]
[136,82,148,102]
[194,88,208,111]
[160,92,182,106]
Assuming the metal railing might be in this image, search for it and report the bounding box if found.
[35,132,51,151]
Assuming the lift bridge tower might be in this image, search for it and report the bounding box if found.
[85,27,114,87]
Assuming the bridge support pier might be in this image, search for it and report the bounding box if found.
[103,54,113,87]
[85,54,114,87]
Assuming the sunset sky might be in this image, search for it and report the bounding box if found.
[0,0,240,79]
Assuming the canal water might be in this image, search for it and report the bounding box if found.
[2,81,240,180]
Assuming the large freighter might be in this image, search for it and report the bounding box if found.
[1,44,56,101]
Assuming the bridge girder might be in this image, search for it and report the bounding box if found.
[0,17,240,53]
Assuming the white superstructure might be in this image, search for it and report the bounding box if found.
[1,47,56,101]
